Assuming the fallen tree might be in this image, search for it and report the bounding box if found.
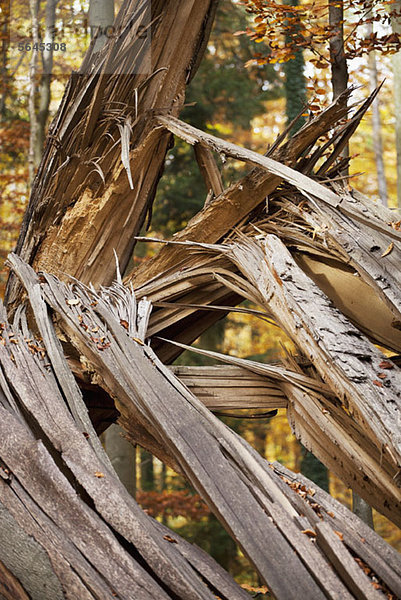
[2,0,401,597]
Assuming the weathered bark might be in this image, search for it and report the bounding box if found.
[3,255,400,599]
[89,0,115,53]
[219,235,401,524]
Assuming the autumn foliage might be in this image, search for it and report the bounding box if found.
[137,490,210,521]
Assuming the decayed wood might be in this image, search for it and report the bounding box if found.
[6,256,401,600]
[0,558,30,600]
[5,0,218,316]
[0,291,252,599]
[216,234,401,524]
[128,91,354,290]
[316,523,384,600]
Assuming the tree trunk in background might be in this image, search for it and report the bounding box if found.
[300,446,329,493]
[0,1,9,119]
[89,0,115,53]
[392,0,401,208]
[367,19,388,206]
[328,0,348,101]
[140,448,155,491]
[28,0,40,182]
[102,424,137,496]
[283,0,307,135]
[35,0,58,167]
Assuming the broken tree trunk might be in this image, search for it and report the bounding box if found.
[2,255,400,599]
[5,0,218,315]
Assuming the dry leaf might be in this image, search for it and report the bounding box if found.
[379,360,394,370]
[120,319,129,330]
[94,471,105,478]
[381,242,394,257]
[373,380,383,388]
[163,535,178,544]
[334,530,344,541]
[301,529,316,538]
[377,372,387,379]
[132,337,145,346]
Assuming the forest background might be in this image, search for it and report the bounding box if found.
[1,0,401,592]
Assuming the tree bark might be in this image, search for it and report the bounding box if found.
[35,0,58,166]
[328,0,348,100]
[28,0,40,182]
[89,0,115,53]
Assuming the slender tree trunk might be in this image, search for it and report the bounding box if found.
[140,448,154,491]
[102,424,137,496]
[283,0,307,135]
[0,1,9,119]
[392,0,401,208]
[28,0,40,183]
[328,0,348,101]
[36,0,58,166]
[367,20,388,206]
[89,0,115,53]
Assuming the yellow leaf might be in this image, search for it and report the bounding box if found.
[381,242,394,257]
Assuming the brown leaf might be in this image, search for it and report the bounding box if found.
[163,535,178,544]
[377,372,387,379]
[120,319,129,330]
[379,360,394,370]
[373,380,383,388]
[94,471,105,478]
[132,337,145,346]
[301,529,316,538]
[334,530,344,541]
[381,242,394,257]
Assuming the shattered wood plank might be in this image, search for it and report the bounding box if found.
[27,266,331,599]
[194,143,224,198]
[127,92,354,292]
[225,235,401,468]
[271,461,401,596]
[284,382,401,527]
[0,409,164,600]
[6,0,218,315]
[315,523,384,600]
[8,257,401,599]
[4,261,227,600]
[158,115,342,207]
[170,364,288,411]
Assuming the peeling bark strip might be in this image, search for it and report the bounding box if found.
[6,0,218,314]
[1,268,249,600]
[5,257,401,599]
[218,235,401,520]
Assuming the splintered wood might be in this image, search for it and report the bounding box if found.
[3,0,401,595]
[2,255,401,599]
